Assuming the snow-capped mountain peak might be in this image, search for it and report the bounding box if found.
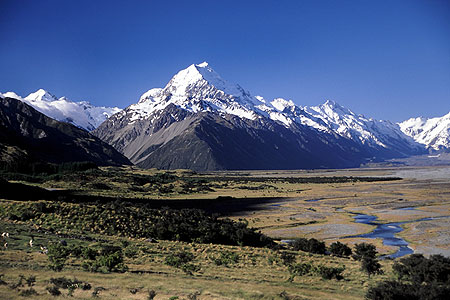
[166,63,206,96]
[2,89,121,131]
[271,98,296,112]
[313,100,357,119]
[166,62,252,100]
[127,62,261,122]
[399,112,450,151]
[116,62,425,154]
[25,89,58,102]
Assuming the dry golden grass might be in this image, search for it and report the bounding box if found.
[3,166,450,298]
[0,237,394,300]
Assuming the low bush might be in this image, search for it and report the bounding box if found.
[49,277,90,290]
[291,238,326,254]
[165,251,194,268]
[165,251,199,275]
[329,241,352,257]
[19,288,38,297]
[47,243,69,271]
[279,251,296,266]
[316,265,345,280]
[82,245,127,273]
[46,285,61,296]
[212,251,239,266]
[288,262,313,277]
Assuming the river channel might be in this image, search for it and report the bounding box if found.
[349,209,450,259]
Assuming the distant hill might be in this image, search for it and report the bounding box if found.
[0,95,130,170]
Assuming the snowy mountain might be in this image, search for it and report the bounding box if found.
[125,62,261,123]
[93,62,424,170]
[103,62,420,154]
[399,112,450,151]
[1,89,121,131]
[0,95,130,168]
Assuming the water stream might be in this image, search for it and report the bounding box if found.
[351,213,413,259]
[349,209,450,259]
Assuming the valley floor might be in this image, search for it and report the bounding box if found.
[225,166,450,257]
[1,165,449,299]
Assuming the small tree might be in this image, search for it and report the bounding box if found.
[353,243,377,261]
[361,257,383,278]
[353,243,382,278]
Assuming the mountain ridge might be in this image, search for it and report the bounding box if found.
[92,62,426,171]
[399,112,450,151]
[0,95,130,169]
[2,89,121,131]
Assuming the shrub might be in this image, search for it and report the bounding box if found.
[10,275,25,289]
[366,253,450,299]
[147,290,157,300]
[279,251,296,266]
[82,247,98,260]
[291,238,326,254]
[212,251,239,266]
[393,254,450,284]
[19,288,38,297]
[316,265,345,280]
[47,243,69,271]
[181,263,201,275]
[82,244,127,273]
[0,274,6,285]
[165,251,194,268]
[329,241,352,257]
[165,251,199,274]
[24,275,36,287]
[92,287,105,298]
[288,262,313,277]
[46,285,61,296]
[70,245,83,258]
[124,245,139,258]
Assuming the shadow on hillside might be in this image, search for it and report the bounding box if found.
[0,178,286,215]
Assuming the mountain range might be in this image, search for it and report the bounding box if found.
[399,113,450,151]
[92,62,426,171]
[2,62,448,171]
[1,89,120,131]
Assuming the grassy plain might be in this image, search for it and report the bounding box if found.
[1,165,449,299]
[0,221,393,300]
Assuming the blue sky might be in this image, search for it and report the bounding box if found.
[0,0,449,122]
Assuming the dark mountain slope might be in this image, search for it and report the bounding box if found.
[0,96,130,169]
[96,104,368,171]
